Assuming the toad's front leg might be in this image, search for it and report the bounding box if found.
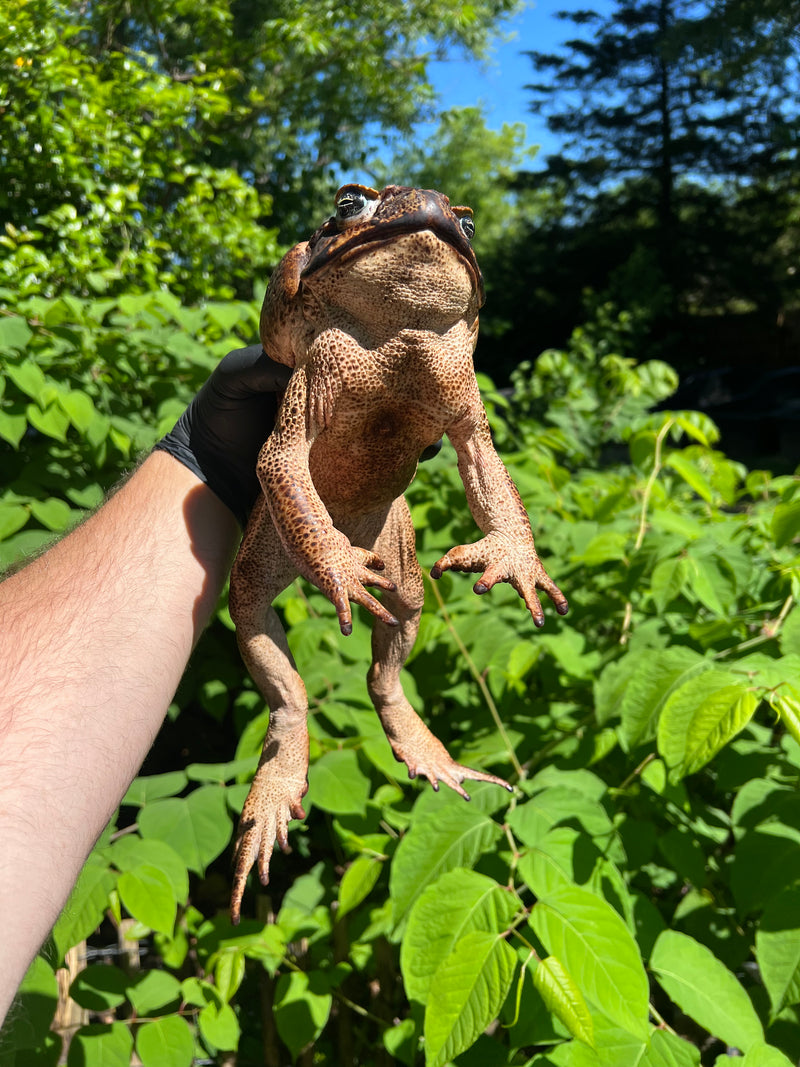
[261,369,399,635]
[435,400,568,625]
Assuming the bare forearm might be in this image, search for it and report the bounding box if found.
[0,451,239,1022]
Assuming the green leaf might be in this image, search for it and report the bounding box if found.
[401,868,519,1003]
[198,1000,241,1051]
[127,970,182,1015]
[137,785,232,873]
[135,1015,194,1067]
[66,1023,134,1067]
[768,687,800,749]
[273,971,332,1060]
[641,1029,701,1066]
[666,451,714,503]
[123,770,188,806]
[0,316,34,351]
[0,502,29,539]
[650,556,690,611]
[337,855,384,919]
[6,359,48,403]
[740,1044,796,1067]
[613,646,710,750]
[8,956,59,1051]
[107,835,189,902]
[390,800,503,927]
[59,389,97,433]
[529,885,650,1041]
[508,786,614,849]
[650,929,764,1052]
[423,930,517,1067]
[53,856,116,960]
[772,499,800,548]
[117,865,177,935]
[0,409,27,446]
[780,608,800,656]
[69,964,129,1011]
[307,747,371,815]
[656,672,754,779]
[533,954,595,1048]
[30,496,75,531]
[755,886,800,1018]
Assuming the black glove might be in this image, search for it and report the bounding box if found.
[155,344,292,527]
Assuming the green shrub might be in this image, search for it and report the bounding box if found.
[3,294,800,1066]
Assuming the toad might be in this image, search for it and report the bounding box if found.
[228,184,567,923]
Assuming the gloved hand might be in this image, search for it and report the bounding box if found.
[155,344,292,527]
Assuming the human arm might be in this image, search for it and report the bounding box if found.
[0,453,239,1024]
[0,343,291,1024]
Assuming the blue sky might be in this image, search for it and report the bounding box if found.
[427,0,609,158]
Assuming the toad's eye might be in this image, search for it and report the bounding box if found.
[336,191,369,220]
[333,183,380,227]
[458,215,475,240]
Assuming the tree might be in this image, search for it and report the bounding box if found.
[523,0,800,313]
[0,0,522,301]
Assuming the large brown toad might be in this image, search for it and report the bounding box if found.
[228,183,567,923]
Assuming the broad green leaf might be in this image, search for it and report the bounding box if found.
[198,1000,241,1051]
[107,835,189,902]
[0,316,34,351]
[59,389,96,432]
[307,747,371,815]
[686,554,726,615]
[69,964,128,1011]
[423,930,516,1067]
[613,646,710,750]
[650,930,764,1052]
[666,451,714,503]
[136,1015,194,1067]
[27,402,70,441]
[508,787,614,849]
[127,970,182,1015]
[138,785,232,873]
[401,868,519,1003]
[0,409,27,446]
[66,1023,133,1067]
[530,885,649,1041]
[780,608,800,656]
[273,971,332,1060]
[214,950,246,1002]
[29,496,75,531]
[6,359,48,403]
[123,770,188,806]
[117,864,177,935]
[755,886,800,1018]
[337,855,384,919]
[53,856,116,960]
[8,956,59,1051]
[772,499,800,548]
[640,1029,701,1066]
[656,672,752,779]
[533,955,595,1048]
[0,502,29,539]
[650,556,690,612]
[768,687,800,748]
[390,800,503,927]
[740,1044,796,1067]
[731,830,800,916]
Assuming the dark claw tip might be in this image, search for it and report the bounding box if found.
[387,614,400,627]
[430,566,442,579]
[473,582,488,594]
[557,600,570,615]
[341,621,353,636]
[462,792,471,802]
[534,615,545,628]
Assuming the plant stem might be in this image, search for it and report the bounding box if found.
[427,576,524,778]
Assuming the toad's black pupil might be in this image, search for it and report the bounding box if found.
[337,195,366,219]
[460,218,475,239]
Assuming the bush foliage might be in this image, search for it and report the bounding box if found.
[2,292,800,1067]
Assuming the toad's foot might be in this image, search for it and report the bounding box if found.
[431,535,568,627]
[230,730,309,925]
[298,530,400,636]
[378,703,512,801]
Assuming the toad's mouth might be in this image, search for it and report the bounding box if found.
[300,199,484,306]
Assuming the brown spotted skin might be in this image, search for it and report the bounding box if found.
[228,184,568,923]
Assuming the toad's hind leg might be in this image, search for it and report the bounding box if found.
[362,498,512,801]
[229,496,309,925]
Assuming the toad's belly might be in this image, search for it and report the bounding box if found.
[307,406,441,520]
